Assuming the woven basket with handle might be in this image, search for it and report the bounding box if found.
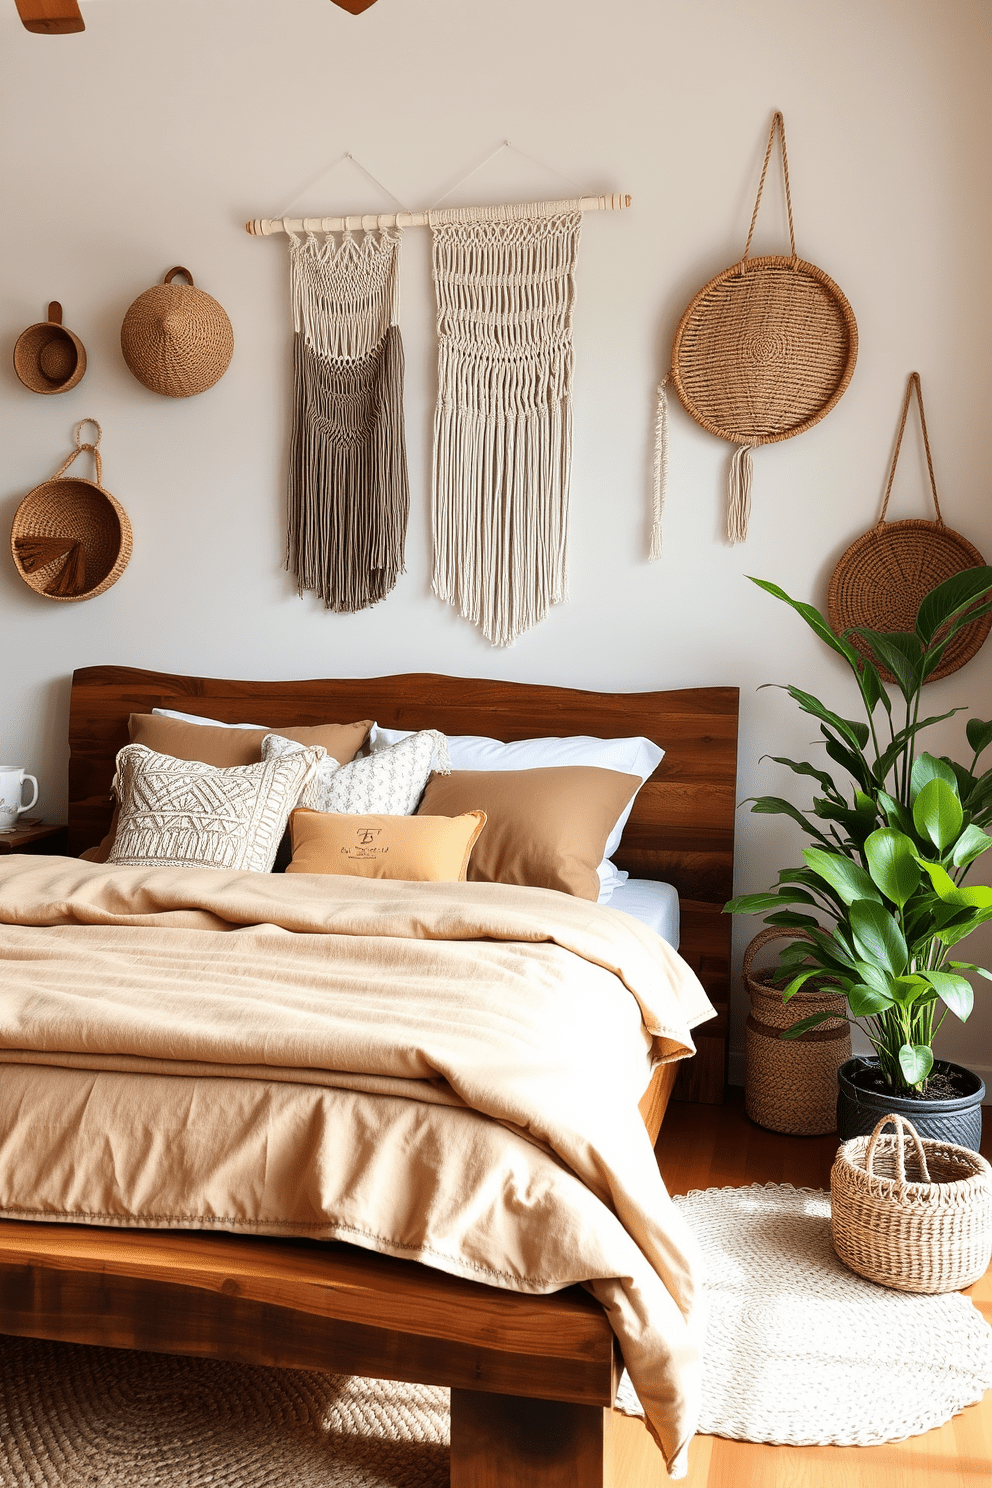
[828,372,991,683]
[831,1113,992,1293]
[10,420,132,602]
[743,927,851,1136]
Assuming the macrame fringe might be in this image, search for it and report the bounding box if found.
[727,444,755,545]
[650,374,670,561]
[430,207,581,647]
[286,230,409,613]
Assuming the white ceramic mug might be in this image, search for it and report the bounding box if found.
[0,766,39,832]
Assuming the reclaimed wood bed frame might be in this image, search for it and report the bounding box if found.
[0,668,739,1487]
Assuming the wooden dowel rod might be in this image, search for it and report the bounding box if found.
[246,193,632,237]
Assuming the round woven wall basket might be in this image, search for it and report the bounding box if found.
[671,253,857,447]
[121,266,234,398]
[13,301,86,395]
[10,421,132,602]
[828,374,991,683]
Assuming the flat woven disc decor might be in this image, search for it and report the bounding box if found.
[10,420,132,602]
[652,113,857,552]
[829,373,992,682]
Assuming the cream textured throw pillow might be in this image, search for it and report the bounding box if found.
[262,729,450,816]
[107,742,325,873]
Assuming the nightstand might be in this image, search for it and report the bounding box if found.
[0,822,68,856]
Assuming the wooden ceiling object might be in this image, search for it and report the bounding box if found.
[331,0,379,11]
[14,0,83,33]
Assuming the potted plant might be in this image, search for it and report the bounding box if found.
[726,567,992,1148]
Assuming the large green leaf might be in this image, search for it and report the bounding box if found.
[875,790,918,840]
[763,911,823,928]
[749,578,863,668]
[850,629,923,702]
[915,566,992,645]
[913,778,964,852]
[849,899,909,975]
[923,601,992,679]
[747,796,834,847]
[763,755,843,797]
[910,753,957,802]
[848,982,894,1015]
[966,718,992,759]
[888,975,929,1008]
[822,732,874,794]
[952,824,992,870]
[803,848,882,906]
[780,1010,852,1039]
[899,1043,934,1086]
[780,686,870,753]
[914,856,992,910]
[920,971,974,1022]
[949,961,992,983]
[864,828,920,907]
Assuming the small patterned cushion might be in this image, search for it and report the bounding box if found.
[107,742,325,873]
[262,729,450,816]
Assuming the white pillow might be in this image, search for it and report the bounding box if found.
[107,742,324,873]
[153,707,263,730]
[263,730,450,816]
[368,726,663,902]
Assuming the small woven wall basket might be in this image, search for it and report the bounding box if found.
[655,112,857,551]
[831,1113,992,1294]
[10,420,132,603]
[121,266,234,398]
[828,372,991,683]
[13,301,86,394]
[744,927,851,1136]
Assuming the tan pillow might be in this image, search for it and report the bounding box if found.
[417,766,639,901]
[287,808,487,883]
[81,712,373,863]
[129,713,372,768]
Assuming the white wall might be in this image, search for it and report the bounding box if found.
[2,0,990,1087]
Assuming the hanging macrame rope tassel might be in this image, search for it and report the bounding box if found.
[430,200,582,647]
[286,228,409,613]
[650,374,670,561]
[727,444,755,545]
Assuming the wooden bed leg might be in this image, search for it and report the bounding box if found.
[450,1389,609,1488]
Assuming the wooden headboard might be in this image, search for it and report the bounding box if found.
[68,667,739,1103]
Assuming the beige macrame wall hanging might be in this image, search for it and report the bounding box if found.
[429,200,583,647]
[652,112,858,553]
[285,228,409,613]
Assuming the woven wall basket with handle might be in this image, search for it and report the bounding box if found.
[651,113,857,554]
[828,372,991,683]
[121,266,234,398]
[10,420,132,602]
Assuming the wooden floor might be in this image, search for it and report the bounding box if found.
[656,1091,992,1488]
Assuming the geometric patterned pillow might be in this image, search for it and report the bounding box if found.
[261,729,449,816]
[106,742,325,873]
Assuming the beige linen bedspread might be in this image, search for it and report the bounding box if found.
[0,856,715,1477]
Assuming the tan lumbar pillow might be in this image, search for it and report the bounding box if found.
[417,766,640,901]
[287,808,487,883]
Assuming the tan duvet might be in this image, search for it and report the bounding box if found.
[0,856,715,1478]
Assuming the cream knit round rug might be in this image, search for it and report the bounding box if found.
[617,1182,992,1447]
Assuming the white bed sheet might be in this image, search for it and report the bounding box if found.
[608,878,680,949]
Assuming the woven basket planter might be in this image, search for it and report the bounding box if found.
[743,927,851,1136]
[831,1113,992,1293]
[10,421,131,602]
[829,373,991,683]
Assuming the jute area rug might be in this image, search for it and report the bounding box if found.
[3,1184,992,1484]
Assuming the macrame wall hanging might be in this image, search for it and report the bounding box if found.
[652,112,858,552]
[249,174,628,642]
[286,227,409,613]
[429,200,582,647]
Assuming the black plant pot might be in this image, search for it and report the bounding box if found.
[837,1057,985,1152]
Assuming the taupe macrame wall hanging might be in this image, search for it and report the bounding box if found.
[285,228,409,613]
[828,372,991,682]
[430,200,582,647]
[652,112,858,552]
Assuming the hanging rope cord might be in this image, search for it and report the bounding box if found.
[877,371,944,528]
[651,111,797,556]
